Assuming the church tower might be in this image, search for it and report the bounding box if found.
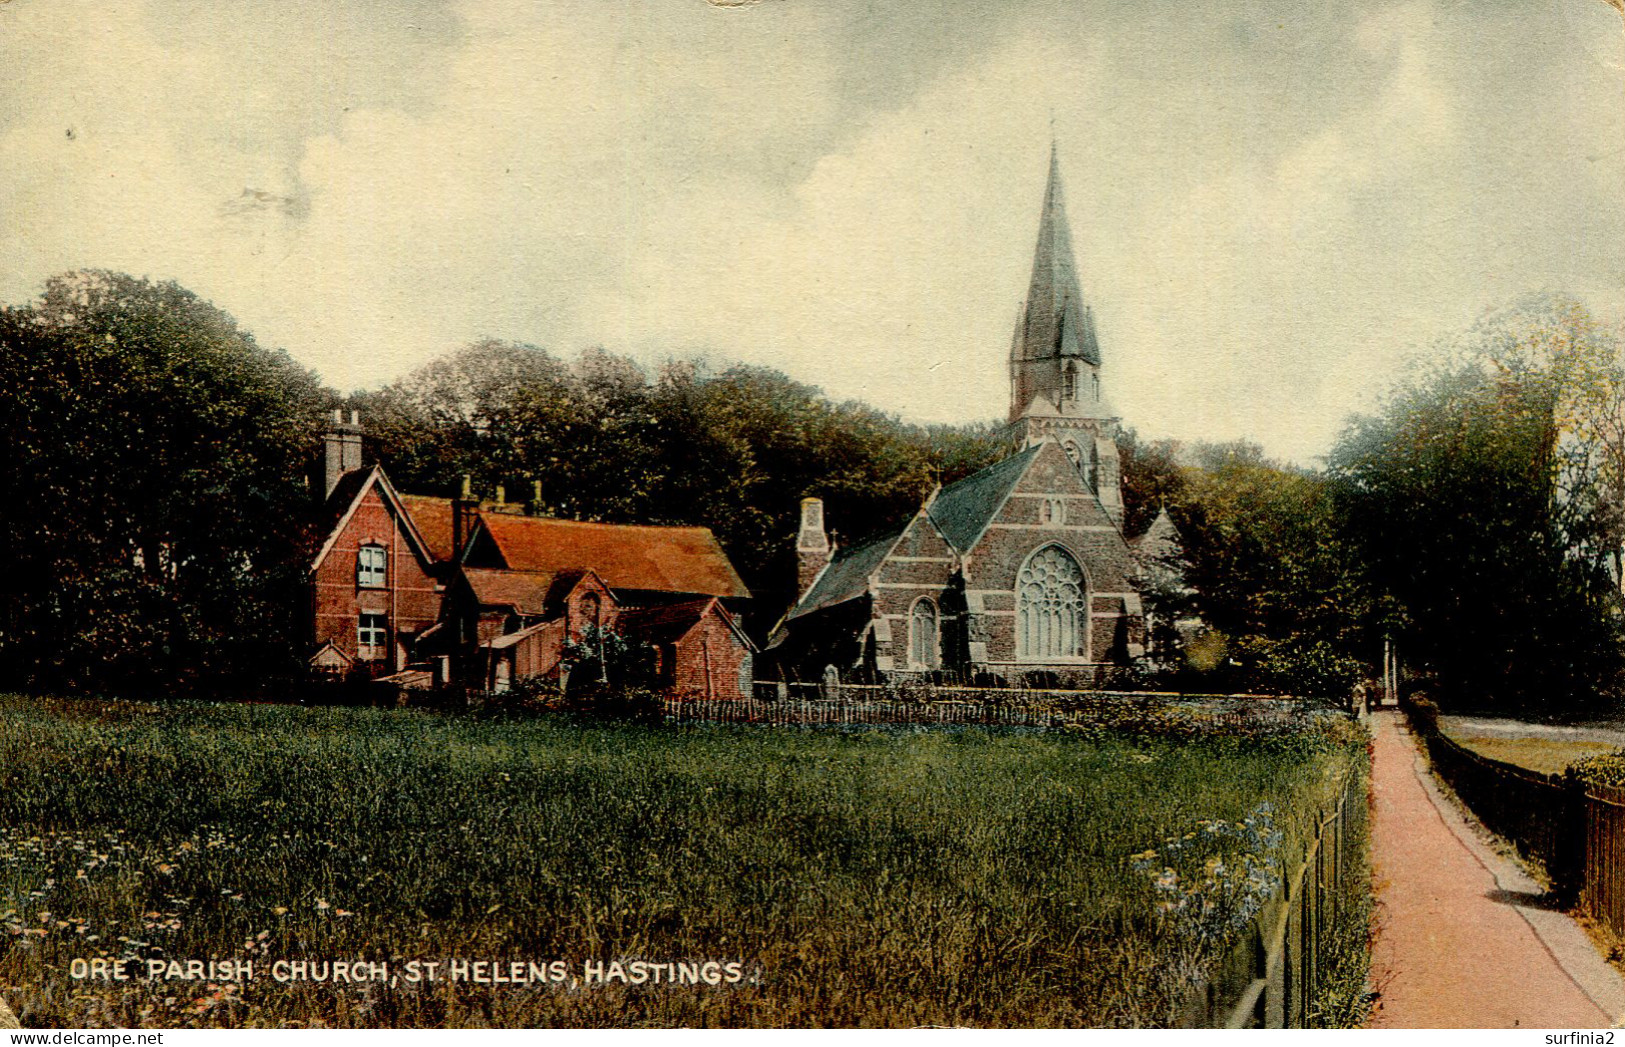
[1008,143,1124,525]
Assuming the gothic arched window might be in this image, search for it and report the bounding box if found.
[1017,545,1087,661]
[909,598,940,670]
[1086,441,1101,493]
[1092,372,1101,401]
[1062,361,1078,403]
[1062,439,1082,469]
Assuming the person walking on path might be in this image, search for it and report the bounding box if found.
[1369,710,1625,1027]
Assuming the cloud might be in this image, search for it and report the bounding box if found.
[1,0,1622,465]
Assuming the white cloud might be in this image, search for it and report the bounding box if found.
[2,0,1622,464]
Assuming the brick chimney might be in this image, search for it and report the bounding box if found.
[322,409,363,499]
[451,473,475,563]
[797,497,832,597]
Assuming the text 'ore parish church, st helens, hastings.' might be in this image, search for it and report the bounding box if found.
[764,145,1158,689]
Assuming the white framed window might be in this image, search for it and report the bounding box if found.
[357,543,387,588]
[357,613,389,658]
[909,598,940,670]
[1017,545,1086,661]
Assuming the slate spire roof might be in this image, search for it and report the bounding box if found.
[1011,142,1100,367]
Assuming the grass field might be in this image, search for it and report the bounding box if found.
[1439,717,1622,776]
[0,695,1364,1028]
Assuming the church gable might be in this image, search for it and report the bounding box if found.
[962,441,1140,667]
[868,510,958,673]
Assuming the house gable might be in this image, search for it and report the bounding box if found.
[308,466,443,670]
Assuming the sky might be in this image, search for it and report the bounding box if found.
[2,0,1623,465]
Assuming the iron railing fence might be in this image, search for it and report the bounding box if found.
[1175,765,1368,1028]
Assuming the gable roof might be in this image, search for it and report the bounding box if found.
[619,597,755,651]
[397,494,461,563]
[788,531,899,620]
[470,513,749,599]
[461,567,584,618]
[927,444,1043,554]
[1132,507,1184,558]
[309,466,437,574]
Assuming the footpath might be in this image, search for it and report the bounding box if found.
[1369,710,1625,1027]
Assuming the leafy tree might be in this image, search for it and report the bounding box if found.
[1330,297,1625,713]
[0,271,330,694]
[1169,441,1369,693]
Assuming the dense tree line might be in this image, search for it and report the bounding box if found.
[1330,298,1625,713]
[353,339,1011,617]
[4,272,1621,713]
[0,272,331,695]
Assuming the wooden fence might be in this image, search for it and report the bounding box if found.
[1403,702,1625,931]
[1176,765,1368,1029]
[1407,706,1585,896]
[1583,781,1625,937]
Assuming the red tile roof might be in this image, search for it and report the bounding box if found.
[476,514,749,599]
[398,494,459,563]
[618,597,755,650]
[462,567,576,617]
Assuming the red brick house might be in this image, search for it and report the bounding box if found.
[451,512,754,694]
[617,598,754,698]
[307,415,755,695]
[307,457,446,678]
[451,566,618,691]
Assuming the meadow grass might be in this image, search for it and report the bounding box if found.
[1438,724,1617,776]
[0,694,1363,1027]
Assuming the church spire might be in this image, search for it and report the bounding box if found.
[1012,142,1100,370]
[1008,143,1105,426]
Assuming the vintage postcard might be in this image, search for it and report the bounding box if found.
[2,0,1625,1034]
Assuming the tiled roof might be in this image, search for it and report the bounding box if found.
[618,598,713,646]
[398,494,460,562]
[619,597,754,649]
[476,514,749,599]
[788,532,898,619]
[463,567,562,617]
[927,444,1041,554]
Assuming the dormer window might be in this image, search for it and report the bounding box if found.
[1062,361,1078,402]
[357,543,387,588]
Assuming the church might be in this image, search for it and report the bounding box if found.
[764,146,1148,688]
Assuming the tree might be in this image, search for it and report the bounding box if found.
[1330,297,1625,713]
[0,271,330,694]
[1171,441,1369,693]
